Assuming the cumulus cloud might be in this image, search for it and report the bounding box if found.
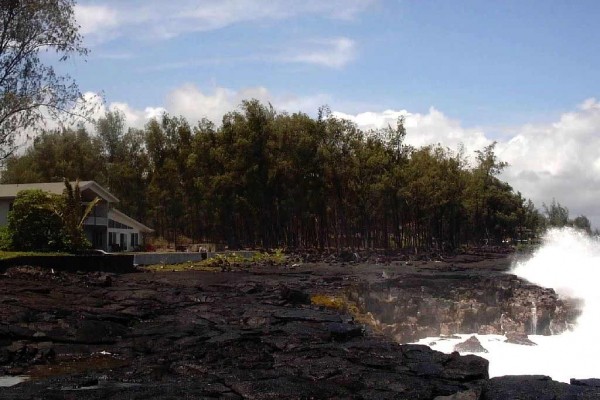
[336,100,600,227]
[108,102,167,128]
[76,0,375,42]
[333,107,491,154]
[161,84,332,124]
[64,85,600,227]
[497,98,600,225]
[76,84,329,129]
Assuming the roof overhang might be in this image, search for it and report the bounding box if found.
[108,208,154,233]
[0,181,120,203]
[79,181,119,203]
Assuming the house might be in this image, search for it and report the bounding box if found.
[0,181,153,252]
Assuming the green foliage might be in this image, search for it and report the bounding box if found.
[271,248,286,264]
[3,101,554,251]
[540,199,593,235]
[5,181,95,253]
[146,251,287,272]
[0,226,12,250]
[543,199,569,228]
[0,0,88,159]
[8,189,66,251]
[572,215,592,234]
[0,250,69,260]
[58,179,96,251]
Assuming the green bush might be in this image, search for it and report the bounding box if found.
[8,189,66,251]
[0,226,12,251]
[6,186,92,253]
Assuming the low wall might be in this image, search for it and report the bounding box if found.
[0,255,136,273]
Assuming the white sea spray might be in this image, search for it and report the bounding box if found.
[415,228,600,382]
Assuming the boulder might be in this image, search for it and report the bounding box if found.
[454,336,488,353]
[505,332,537,346]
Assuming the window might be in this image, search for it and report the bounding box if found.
[108,219,132,229]
[109,232,116,245]
[131,233,139,247]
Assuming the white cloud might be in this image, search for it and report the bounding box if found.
[333,107,491,154]
[336,99,600,228]
[76,0,375,42]
[281,37,357,68]
[78,84,329,130]
[74,4,119,42]
[497,98,600,225]
[142,37,357,71]
[163,84,330,123]
[108,102,167,128]
[69,85,600,227]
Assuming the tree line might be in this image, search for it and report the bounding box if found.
[0,100,590,251]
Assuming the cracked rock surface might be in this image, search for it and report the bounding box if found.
[0,254,597,399]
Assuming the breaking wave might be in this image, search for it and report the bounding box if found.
[416,228,600,382]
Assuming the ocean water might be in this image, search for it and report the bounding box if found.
[415,228,600,382]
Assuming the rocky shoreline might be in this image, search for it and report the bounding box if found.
[1,252,599,399]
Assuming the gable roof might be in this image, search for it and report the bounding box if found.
[109,208,154,233]
[0,181,120,203]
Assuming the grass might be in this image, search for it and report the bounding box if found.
[311,293,380,331]
[145,249,287,272]
[0,251,70,260]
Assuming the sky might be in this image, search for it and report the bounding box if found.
[52,0,600,226]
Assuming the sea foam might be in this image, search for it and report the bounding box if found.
[415,228,600,382]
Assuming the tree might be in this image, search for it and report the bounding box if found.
[572,215,592,235]
[7,189,65,251]
[1,126,102,183]
[59,178,98,251]
[0,99,554,251]
[464,142,510,244]
[543,199,569,228]
[0,0,87,159]
[6,180,96,252]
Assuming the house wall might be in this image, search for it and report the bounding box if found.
[107,209,149,252]
[0,183,152,253]
[0,199,10,226]
[108,227,141,252]
[85,225,108,251]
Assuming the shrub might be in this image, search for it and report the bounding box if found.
[8,189,66,251]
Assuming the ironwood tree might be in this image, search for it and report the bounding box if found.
[2,102,561,251]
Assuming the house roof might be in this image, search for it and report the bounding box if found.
[109,208,154,233]
[0,181,120,203]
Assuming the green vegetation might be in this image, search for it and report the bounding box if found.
[311,294,378,330]
[0,250,69,260]
[542,199,596,235]
[2,102,591,251]
[145,251,287,272]
[3,180,94,252]
[0,0,88,159]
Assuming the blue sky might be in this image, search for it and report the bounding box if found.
[60,0,600,226]
[71,0,600,127]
